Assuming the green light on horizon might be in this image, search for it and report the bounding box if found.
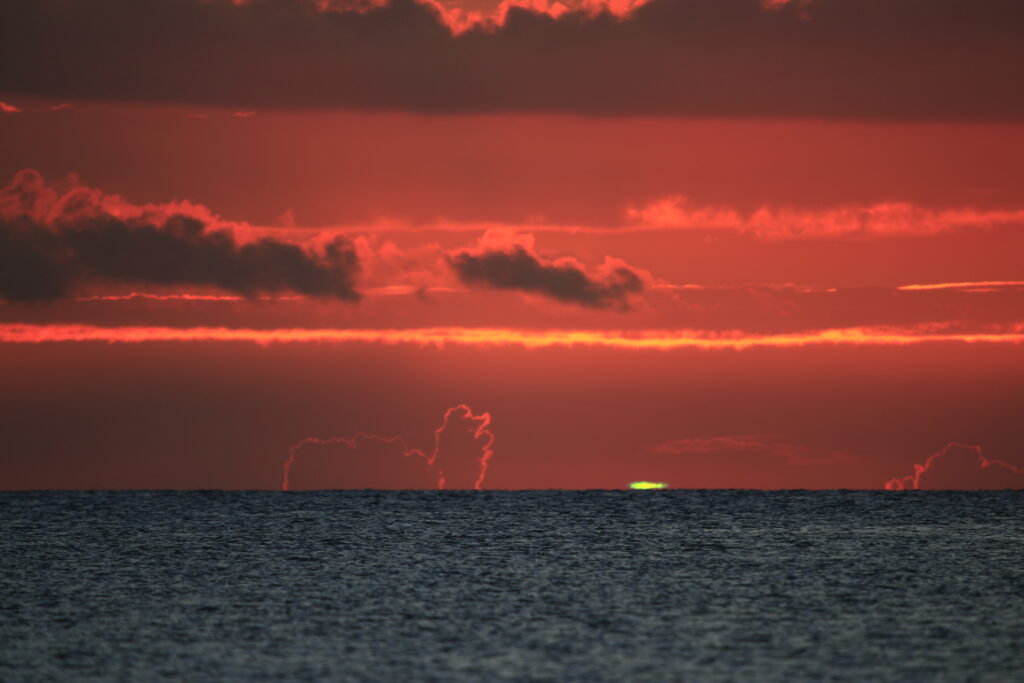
[630,481,668,490]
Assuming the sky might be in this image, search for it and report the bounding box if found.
[1,0,1023,490]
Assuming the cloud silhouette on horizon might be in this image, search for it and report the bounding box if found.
[283,404,495,490]
[885,443,1024,490]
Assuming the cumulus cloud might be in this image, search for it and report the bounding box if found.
[0,170,360,302]
[283,404,495,490]
[447,230,644,308]
[884,443,1024,490]
[1,0,1022,119]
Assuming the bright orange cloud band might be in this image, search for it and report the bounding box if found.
[2,324,1023,350]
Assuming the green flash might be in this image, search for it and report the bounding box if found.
[629,481,668,490]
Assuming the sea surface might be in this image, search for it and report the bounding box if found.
[1,491,1022,682]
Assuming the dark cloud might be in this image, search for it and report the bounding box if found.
[0,170,360,302]
[0,217,70,302]
[448,245,643,308]
[1,0,1023,119]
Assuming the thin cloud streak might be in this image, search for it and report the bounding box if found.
[625,197,1024,238]
[897,281,1024,292]
[2,323,1023,350]
[67,292,301,302]
[295,201,1024,240]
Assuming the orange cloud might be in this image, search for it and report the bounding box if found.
[300,199,1024,242]
[420,0,649,34]
[2,322,1022,350]
[0,168,244,234]
[626,196,1024,239]
[897,281,1024,292]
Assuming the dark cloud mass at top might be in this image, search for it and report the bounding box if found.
[1,0,1023,119]
[0,170,361,302]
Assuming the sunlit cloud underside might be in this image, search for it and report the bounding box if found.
[2,323,1023,349]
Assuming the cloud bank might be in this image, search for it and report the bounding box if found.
[2,0,1023,119]
[0,170,360,302]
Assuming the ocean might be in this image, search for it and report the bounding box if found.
[2,491,1022,681]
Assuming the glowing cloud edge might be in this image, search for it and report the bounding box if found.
[1,323,1023,350]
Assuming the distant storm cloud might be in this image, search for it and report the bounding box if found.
[448,231,644,308]
[0,170,360,302]
[1,0,1023,119]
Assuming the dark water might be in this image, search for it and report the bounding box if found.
[2,491,1022,682]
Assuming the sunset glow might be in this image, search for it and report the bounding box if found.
[6,6,1024,683]
[1,0,1022,491]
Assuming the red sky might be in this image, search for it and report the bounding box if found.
[1,0,1023,490]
